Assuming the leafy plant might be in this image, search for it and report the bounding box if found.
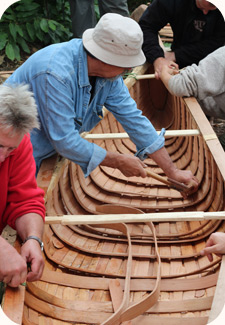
[0,0,72,62]
[94,0,100,21]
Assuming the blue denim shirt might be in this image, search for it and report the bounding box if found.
[6,39,165,176]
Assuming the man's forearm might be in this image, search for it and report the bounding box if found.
[149,147,178,178]
[100,151,147,178]
[15,213,44,242]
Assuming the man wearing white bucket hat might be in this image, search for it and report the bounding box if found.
[5,13,198,192]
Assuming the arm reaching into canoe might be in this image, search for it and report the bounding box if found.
[200,233,225,262]
[101,147,199,197]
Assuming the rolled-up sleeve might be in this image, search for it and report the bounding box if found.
[104,78,165,159]
[136,128,165,160]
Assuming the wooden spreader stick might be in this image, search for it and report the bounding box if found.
[82,129,200,140]
[45,211,225,225]
[134,68,185,80]
[135,74,156,80]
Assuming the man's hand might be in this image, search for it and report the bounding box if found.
[101,152,147,178]
[21,239,44,282]
[160,64,180,91]
[0,237,27,287]
[153,56,179,80]
[167,168,199,198]
[200,232,225,262]
[150,147,199,198]
[0,212,46,287]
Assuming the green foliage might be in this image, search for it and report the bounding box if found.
[0,0,72,62]
[94,0,100,21]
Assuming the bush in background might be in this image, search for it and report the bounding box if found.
[0,0,72,61]
[0,0,151,63]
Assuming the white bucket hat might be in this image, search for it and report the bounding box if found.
[82,13,146,68]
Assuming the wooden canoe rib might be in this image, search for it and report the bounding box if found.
[3,63,225,324]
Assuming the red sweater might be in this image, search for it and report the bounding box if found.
[0,134,45,234]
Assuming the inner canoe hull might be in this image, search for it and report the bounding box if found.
[3,64,225,325]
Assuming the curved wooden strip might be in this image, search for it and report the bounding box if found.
[24,291,110,323]
[40,268,218,292]
[117,222,161,324]
[27,282,113,312]
[101,223,133,324]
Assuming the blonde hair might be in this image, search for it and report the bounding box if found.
[0,84,39,136]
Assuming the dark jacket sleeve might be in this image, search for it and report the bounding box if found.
[139,0,175,64]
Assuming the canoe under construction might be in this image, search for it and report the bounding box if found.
[3,62,225,325]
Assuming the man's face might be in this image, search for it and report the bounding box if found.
[196,0,217,14]
[0,127,23,163]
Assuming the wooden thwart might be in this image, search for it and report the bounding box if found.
[81,129,200,140]
[135,73,156,80]
[45,211,225,225]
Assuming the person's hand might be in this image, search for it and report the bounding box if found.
[161,64,179,77]
[200,232,225,262]
[153,57,179,80]
[0,238,27,287]
[101,152,147,178]
[166,168,199,198]
[116,154,148,177]
[160,64,179,90]
[21,239,44,282]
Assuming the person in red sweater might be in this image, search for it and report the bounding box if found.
[0,84,45,289]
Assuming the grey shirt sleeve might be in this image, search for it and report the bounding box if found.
[168,46,225,101]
